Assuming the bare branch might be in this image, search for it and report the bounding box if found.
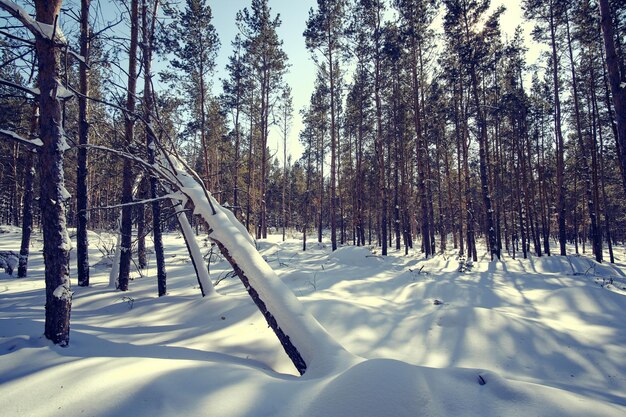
[0,77,39,97]
[86,193,179,211]
[0,28,34,44]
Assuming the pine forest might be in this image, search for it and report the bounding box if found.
[1,1,626,416]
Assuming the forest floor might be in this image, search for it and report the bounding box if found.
[1,225,626,416]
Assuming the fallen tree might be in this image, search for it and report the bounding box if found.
[162,152,356,376]
[86,136,356,375]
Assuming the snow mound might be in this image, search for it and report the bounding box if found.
[327,246,383,267]
[296,358,623,417]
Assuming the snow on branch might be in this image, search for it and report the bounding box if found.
[0,0,67,45]
[0,78,40,97]
[0,129,42,147]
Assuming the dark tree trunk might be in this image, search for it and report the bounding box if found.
[412,48,430,259]
[329,39,337,252]
[18,106,38,278]
[76,0,90,287]
[565,13,602,262]
[454,84,465,256]
[246,91,254,233]
[303,135,312,251]
[548,5,567,256]
[373,7,386,256]
[258,67,270,240]
[35,0,72,346]
[469,61,498,260]
[142,0,166,296]
[598,0,626,197]
[318,124,324,243]
[594,66,615,263]
[118,0,138,291]
[135,178,147,269]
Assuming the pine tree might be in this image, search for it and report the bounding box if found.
[524,0,568,255]
[305,0,347,251]
[277,85,293,241]
[117,0,139,292]
[237,0,288,239]
[163,0,220,190]
[443,0,503,260]
[222,35,248,220]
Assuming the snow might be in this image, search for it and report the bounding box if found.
[173,162,356,376]
[52,83,74,100]
[1,225,626,416]
[0,0,67,44]
[52,277,72,301]
[327,245,383,267]
[0,129,43,147]
[58,186,71,202]
[57,134,70,153]
[171,194,215,296]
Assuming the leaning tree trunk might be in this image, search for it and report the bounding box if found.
[164,157,355,376]
[171,195,214,297]
[35,0,72,346]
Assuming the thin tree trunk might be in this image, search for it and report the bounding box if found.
[18,106,38,278]
[118,0,138,291]
[76,0,90,287]
[329,35,337,252]
[549,5,567,256]
[136,179,147,269]
[142,0,166,296]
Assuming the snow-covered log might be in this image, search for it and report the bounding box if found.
[167,158,356,376]
[77,133,356,374]
[171,195,215,297]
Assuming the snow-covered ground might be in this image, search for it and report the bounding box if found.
[1,225,626,416]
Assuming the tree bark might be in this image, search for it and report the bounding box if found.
[142,0,166,296]
[18,106,38,278]
[76,0,90,287]
[35,0,72,346]
[118,0,138,291]
[598,0,626,197]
